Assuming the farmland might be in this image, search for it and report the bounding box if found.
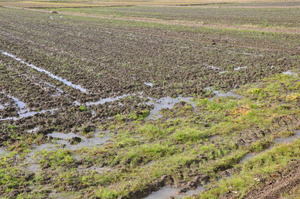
[0,0,300,198]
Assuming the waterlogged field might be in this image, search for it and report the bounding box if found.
[0,1,300,199]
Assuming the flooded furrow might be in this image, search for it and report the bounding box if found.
[205,87,243,100]
[79,87,242,121]
[1,50,88,93]
[234,66,248,71]
[282,70,298,76]
[44,82,64,96]
[0,104,5,109]
[207,65,220,71]
[6,94,28,114]
[0,92,58,121]
[240,130,300,164]
[0,108,58,121]
[27,126,40,133]
[85,94,130,106]
[145,130,300,199]
[144,186,205,199]
[144,82,154,87]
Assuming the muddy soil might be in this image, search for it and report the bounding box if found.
[0,5,299,199]
[0,7,298,102]
[244,160,300,199]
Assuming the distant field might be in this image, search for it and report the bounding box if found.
[48,5,300,29]
[2,0,299,33]
[0,0,295,7]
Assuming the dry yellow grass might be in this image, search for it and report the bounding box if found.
[0,0,292,8]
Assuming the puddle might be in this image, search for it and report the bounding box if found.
[91,109,96,116]
[0,108,58,121]
[212,91,243,99]
[28,143,60,155]
[183,186,206,196]
[19,108,57,119]
[0,92,58,120]
[23,143,60,173]
[144,185,205,199]
[24,131,110,174]
[207,65,220,71]
[282,71,297,76]
[0,148,7,156]
[144,187,179,199]
[240,130,300,164]
[1,51,88,93]
[234,66,247,71]
[274,130,300,144]
[61,133,110,150]
[24,143,59,164]
[48,132,79,140]
[239,153,255,164]
[27,126,40,133]
[86,94,130,106]
[219,71,229,74]
[0,104,6,109]
[79,92,143,107]
[146,96,196,120]
[73,100,81,106]
[22,131,110,174]
[6,94,28,114]
[144,82,154,87]
[205,87,243,100]
[49,131,111,150]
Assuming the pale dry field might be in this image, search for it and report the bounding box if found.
[0,0,295,8]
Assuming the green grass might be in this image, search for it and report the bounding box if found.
[0,11,299,196]
[48,6,300,29]
[1,71,300,198]
[195,138,300,199]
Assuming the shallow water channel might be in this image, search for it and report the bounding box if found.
[240,130,300,164]
[0,92,58,121]
[1,50,88,93]
[144,130,300,199]
[144,186,205,199]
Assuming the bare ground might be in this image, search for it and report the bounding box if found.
[245,160,300,199]
[3,6,300,35]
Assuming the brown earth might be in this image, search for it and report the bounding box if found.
[4,6,300,35]
[245,160,300,199]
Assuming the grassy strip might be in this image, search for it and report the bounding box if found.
[194,138,300,198]
[0,70,300,198]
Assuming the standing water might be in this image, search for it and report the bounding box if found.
[146,96,196,120]
[1,50,88,93]
[240,130,300,164]
[144,185,205,199]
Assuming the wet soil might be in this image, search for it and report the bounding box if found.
[0,5,299,199]
[244,160,300,199]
